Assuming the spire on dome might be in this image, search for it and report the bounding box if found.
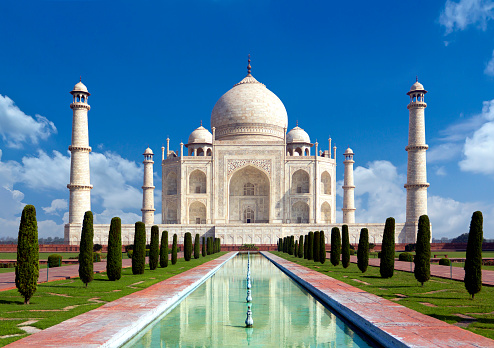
[416,76,418,82]
[247,54,252,77]
[80,76,82,82]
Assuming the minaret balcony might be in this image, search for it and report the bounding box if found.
[407,102,427,109]
[70,102,91,110]
[405,144,428,151]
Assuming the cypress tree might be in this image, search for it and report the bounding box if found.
[202,237,206,257]
[277,238,281,251]
[320,231,326,264]
[380,217,395,278]
[307,232,314,260]
[217,238,221,252]
[313,231,320,262]
[304,235,308,259]
[208,237,212,254]
[357,228,369,273]
[159,231,169,268]
[288,236,294,255]
[15,205,39,304]
[283,237,287,253]
[194,234,200,259]
[330,227,341,266]
[149,225,160,270]
[414,215,431,286]
[79,211,94,286]
[132,222,146,274]
[171,234,178,265]
[465,211,483,299]
[184,232,192,261]
[342,225,350,268]
[107,217,122,281]
[294,240,298,257]
[298,235,304,258]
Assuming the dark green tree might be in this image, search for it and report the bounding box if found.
[294,240,298,256]
[320,231,326,264]
[380,217,395,278]
[194,234,200,259]
[465,211,483,299]
[202,237,206,257]
[107,217,122,280]
[342,225,350,268]
[15,205,39,304]
[132,222,146,274]
[298,235,304,258]
[207,237,212,254]
[79,211,94,286]
[307,232,314,260]
[277,238,281,251]
[282,237,286,253]
[304,235,308,259]
[414,215,431,286]
[149,225,160,270]
[217,238,221,252]
[357,228,369,273]
[330,227,341,266]
[313,231,320,262]
[184,232,192,261]
[159,231,169,268]
[171,234,178,265]
[288,236,294,255]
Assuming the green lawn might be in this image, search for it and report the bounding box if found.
[0,252,227,346]
[272,251,494,340]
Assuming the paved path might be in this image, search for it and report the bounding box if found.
[265,252,494,348]
[0,252,184,292]
[6,252,236,348]
[348,255,494,286]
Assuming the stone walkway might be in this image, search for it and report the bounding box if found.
[5,252,236,347]
[264,252,494,348]
[349,255,494,286]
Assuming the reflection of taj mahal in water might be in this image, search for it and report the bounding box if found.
[65,59,429,246]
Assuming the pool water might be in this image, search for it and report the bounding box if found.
[123,254,378,347]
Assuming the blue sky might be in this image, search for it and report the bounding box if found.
[1,0,494,239]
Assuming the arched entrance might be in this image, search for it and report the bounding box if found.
[229,166,270,223]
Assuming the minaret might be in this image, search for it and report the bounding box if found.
[342,147,356,223]
[141,147,155,225]
[404,78,429,242]
[67,79,92,224]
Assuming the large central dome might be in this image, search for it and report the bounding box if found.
[211,73,288,141]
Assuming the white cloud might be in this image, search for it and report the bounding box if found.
[459,121,494,173]
[439,0,494,34]
[0,94,56,148]
[37,220,64,239]
[42,199,68,215]
[93,209,141,225]
[20,150,70,191]
[435,166,447,176]
[428,143,462,163]
[485,49,494,75]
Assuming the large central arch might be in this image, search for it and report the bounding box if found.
[228,166,270,223]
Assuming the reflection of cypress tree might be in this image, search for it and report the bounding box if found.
[320,231,326,264]
[194,234,200,259]
[298,235,304,258]
[159,231,169,268]
[149,225,159,270]
[330,227,341,266]
[342,225,350,268]
[313,231,320,262]
[414,215,431,286]
[465,211,483,299]
[107,217,122,281]
[307,232,314,260]
[380,217,395,278]
[357,228,369,273]
[304,235,308,259]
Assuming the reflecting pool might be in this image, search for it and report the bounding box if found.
[123,254,378,347]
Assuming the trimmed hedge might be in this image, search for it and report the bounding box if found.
[341,225,350,268]
[380,217,395,278]
[320,231,326,264]
[79,211,94,287]
[149,225,160,270]
[48,254,62,268]
[298,235,304,258]
[202,237,206,257]
[107,217,122,280]
[330,227,341,266]
[194,234,200,259]
[132,222,146,275]
[399,252,414,262]
[184,232,192,261]
[313,231,320,262]
[465,211,483,299]
[307,232,314,260]
[171,234,178,265]
[439,258,451,266]
[304,235,308,259]
[414,215,431,286]
[159,231,169,268]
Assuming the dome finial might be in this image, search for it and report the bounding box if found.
[416,75,418,82]
[80,76,82,82]
[296,120,298,127]
[247,54,252,76]
[200,120,202,126]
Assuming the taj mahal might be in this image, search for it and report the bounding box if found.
[64,59,429,246]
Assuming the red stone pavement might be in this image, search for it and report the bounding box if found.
[5,252,236,347]
[264,252,494,348]
[0,253,184,292]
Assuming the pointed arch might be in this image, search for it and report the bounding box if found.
[321,202,331,223]
[189,201,206,224]
[189,169,207,194]
[292,169,310,194]
[321,171,331,195]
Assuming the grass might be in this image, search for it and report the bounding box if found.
[272,251,494,340]
[0,252,227,346]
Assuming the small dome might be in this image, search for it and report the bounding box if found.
[287,126,311,144]
[344,147,354,155]
[143,147,153,155]
[72,81,89,93]
[410,81,424,91]
[187,126,213,145]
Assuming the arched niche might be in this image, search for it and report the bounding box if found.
[291,201,309,223]
[189,170,207,194]
[321,202,331,223]
[165,200,177,224]
[165,172,178,195]
[321,171,331,195]
[292,169,310,194]
[189,201,206,224]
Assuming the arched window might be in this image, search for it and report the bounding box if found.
[321,171,331,195]
[305,148,310,156]
[206,148,212,156]
[244,183,254,196]
[244,207,255,223]
[295,148,302,156]
[292,170,310,194]
[197,148,204,156]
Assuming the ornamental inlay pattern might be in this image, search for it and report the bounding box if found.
[227,159,271,176]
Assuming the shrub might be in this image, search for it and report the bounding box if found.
[160,231,169,268]
[172,234,178,265]
[307,232,314,260]
[78,211,94,287]
[93,253,101,262]
[349,244,355,250]
[304,235,308,259]
[414,215,431,286]
[330,227,341,266]
[350,249,355,255]
[239,244,259,251]
[399,252,414,262]
[132,222,146,275]
[320,231,326,264]
[47,254,62,268]
[194,234,200,259]
[405,243,416,252]
[465,211,483,299]
[298,235,304,258]
[93,244,103,252]
[380,217,395,278]
[313,231,320,262]
[377,251,381,258]
[368,243,376,251]
[127,250,133,259]
[148,225,159,270]
[341,225,350,268]
[107,217,122,281]
[124,245,133,252]
[439,258,451,266]
[15,205,39,304]
[184,232,192,261]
